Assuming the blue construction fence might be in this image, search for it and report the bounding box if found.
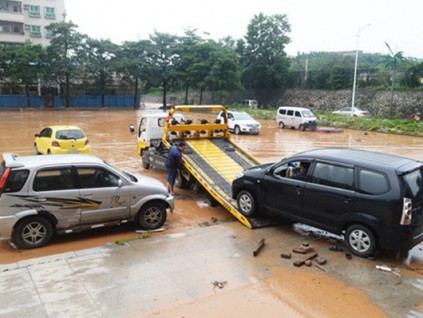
[0,95,140,109]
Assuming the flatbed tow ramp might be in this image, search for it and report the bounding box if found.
[162,105,283,229]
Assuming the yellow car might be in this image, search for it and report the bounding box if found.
[34,125,92,155]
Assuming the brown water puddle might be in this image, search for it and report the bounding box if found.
[0,109,422,317]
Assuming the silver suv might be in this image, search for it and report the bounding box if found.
[0,153,174,249]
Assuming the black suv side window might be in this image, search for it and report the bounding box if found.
[77,167,119,188]
[33,168,75,191]
[311,163,354,190]
[357,169,389,195]
[3,170,29,193]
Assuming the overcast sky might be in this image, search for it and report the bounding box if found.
[65,0,423,58]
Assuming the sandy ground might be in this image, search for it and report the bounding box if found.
[0,107,422,317]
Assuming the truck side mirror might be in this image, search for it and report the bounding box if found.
[129,124,135,134]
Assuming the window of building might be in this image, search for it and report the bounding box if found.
[30,25,41,37]
[44,7,55,19]
[29,5,40,17]
[45,26,54,38]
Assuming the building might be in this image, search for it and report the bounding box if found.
[0,0,65,47]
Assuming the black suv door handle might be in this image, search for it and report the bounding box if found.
[294,186,302,195]
[342,196,353,203]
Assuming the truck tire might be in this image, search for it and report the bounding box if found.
[175,170,190,189]
[279,122,285,129]
[141,150,150,169]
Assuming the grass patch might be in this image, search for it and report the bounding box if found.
[114,234,151,245]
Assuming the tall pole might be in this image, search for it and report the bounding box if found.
[351,24,371,114]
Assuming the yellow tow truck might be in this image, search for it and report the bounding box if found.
[130,105,281,228]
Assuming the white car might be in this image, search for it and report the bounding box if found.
[217,111,261,135]
[333,107,370,117]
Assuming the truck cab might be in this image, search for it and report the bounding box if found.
[130,113,184,158]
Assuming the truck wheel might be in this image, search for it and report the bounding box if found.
[175,170,190,189]
[237,190,257,217]
[141,151,150,169]
[13,216,53,249]
[299,124,305,131]
[279,122,285,129]
[234,126,241,135]
[138,202,167,230]
[142,160,150,169]
[345,224,377,258]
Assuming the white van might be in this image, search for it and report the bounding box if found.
[276,106,317,131]
[237,99,258,109]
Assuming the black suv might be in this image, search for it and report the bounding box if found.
[232,148,423,257]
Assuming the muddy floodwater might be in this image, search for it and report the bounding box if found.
[0,107,422,317]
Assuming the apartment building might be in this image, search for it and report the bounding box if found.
[0,0,65,47]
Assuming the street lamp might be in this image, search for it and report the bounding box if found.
[351,24,371,114]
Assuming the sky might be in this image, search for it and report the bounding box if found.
[65,0,423,58]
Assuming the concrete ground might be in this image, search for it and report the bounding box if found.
[0,221,421,318]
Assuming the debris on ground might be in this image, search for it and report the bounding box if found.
[293,252,318,267]
[345,253,353,260]
[375,265,402,277]
[314,264,326,272]
[329,245,344,252]
[212,281,228,290]
[281,252,292,259]
[293,242,314,254]
[315,257,327,265]
[253,238,266,257]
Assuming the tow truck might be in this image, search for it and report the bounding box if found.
[130,105,281,229]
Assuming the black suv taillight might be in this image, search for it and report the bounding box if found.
[400,198,412,225]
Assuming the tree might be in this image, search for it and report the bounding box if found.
[117,40,156,108]
[45,21,87,107]
[202,44,242,103]
[238,13,291,89]
[174,29,202,104]
[149,32,180,108]
[382,42,408,114]
[0,43,44,106]
[83,38,119,107]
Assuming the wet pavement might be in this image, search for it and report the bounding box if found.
[1,221,422,318]
[0,106,422,317]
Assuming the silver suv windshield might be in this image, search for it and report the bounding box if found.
[104,161,137,182]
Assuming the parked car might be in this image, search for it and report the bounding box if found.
[217,110,261,135]
[232,148,423,257]
[0,153,173,249]
[332,107,370,117]
[236,99,258,109]
[276,106,317,131]
[34,125,92,155]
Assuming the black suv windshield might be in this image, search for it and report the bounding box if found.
[403,168,423,200]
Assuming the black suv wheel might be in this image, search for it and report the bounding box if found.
[345,224,377,257]
[237,190,256,217]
